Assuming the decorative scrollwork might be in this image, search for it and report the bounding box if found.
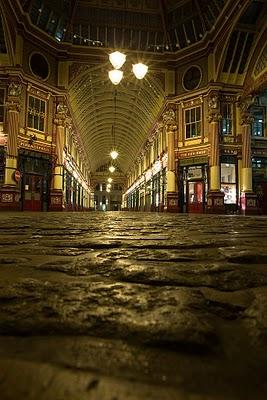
[238,95,255,125]
[207,93,221,123]
[162,108,176,125]
[8,82,22,97]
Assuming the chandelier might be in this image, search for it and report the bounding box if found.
[108,51,148,85]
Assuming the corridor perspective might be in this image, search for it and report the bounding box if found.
[0,0,267,399]
[0,211,267,399]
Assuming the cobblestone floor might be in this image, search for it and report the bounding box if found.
[0,211,267,400]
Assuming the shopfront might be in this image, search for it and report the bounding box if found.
[220,156,238,213]
[252,157,267,214]
[179,158,208,213]
[18,150,51,211]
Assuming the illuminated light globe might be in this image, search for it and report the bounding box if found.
[107,183,111,188]
[109,51,126,69]
[109,165,115,173]
[109,69,123,85]
[110,150,118,159]
[107,188,110,192]
[132,63,148,79]
[108,178,113,183]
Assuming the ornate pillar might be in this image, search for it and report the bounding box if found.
[239,95,257,215]
[0,82,22,211]
[163,107,179,212]
[50,103,67,211]
[157,123,164,212]
[206,93,225,214]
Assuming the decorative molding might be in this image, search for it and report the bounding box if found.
[207,92,221,123]
[181,96,203,108]
[18,137,53,154]
[238,95,255,125]
[27,84,51,100]
[162,108,176,125]
[8,82,22,97]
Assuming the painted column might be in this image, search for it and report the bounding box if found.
[0,82,22,211]
[239,95,257,214]
[163,107,179,212]
[50,102,67,211]
[206,93,225,214]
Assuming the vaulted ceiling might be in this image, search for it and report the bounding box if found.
[2,0,266,176]
[68,62,165,173]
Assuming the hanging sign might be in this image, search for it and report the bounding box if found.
[13,170,21,183]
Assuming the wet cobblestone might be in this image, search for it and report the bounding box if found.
[0,212,266,400]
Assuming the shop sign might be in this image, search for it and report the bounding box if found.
[188,166,203,179]
[180,156,208,166]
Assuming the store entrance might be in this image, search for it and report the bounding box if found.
[180,164,207,213]
[187,181,204,213]
[23,174,45,211]
[18,151,51,212]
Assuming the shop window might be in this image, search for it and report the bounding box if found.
[0,89,5,122]
[251,107,264,137]
[221,163,236,204]
[185,106,201,139]
[27,95,46,132]
[220,103,232,135]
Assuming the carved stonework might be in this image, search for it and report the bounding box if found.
[6,100,21,113]
[208,93,221,123]
[8,82,22,97]
[54,103,68,126]
[163,108,176,125]
[57,102,68,115]
[181,96,203,108]
[238,95,255,125]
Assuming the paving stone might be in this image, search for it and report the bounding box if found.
[0,212,266,399]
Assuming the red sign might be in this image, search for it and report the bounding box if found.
[14,170,21,182]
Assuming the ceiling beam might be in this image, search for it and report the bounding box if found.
[159,0,172,51]
[64,0,79,41]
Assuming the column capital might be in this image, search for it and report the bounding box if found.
[54,114,67,127]
[238,94,255,125]
[163,107,177,127]
[6,100,21,113]
[8,82,22,97]
[207,93,221,123]
[54,102,68,126]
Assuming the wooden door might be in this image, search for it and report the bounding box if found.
[187,181,204,213]
[23,174,43,211]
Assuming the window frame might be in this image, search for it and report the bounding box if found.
[251,106,265,138]
[220,102,233,135]
[27,95,46,133]
[184,106,202,139]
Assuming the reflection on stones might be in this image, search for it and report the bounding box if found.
[0,212,266,399]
